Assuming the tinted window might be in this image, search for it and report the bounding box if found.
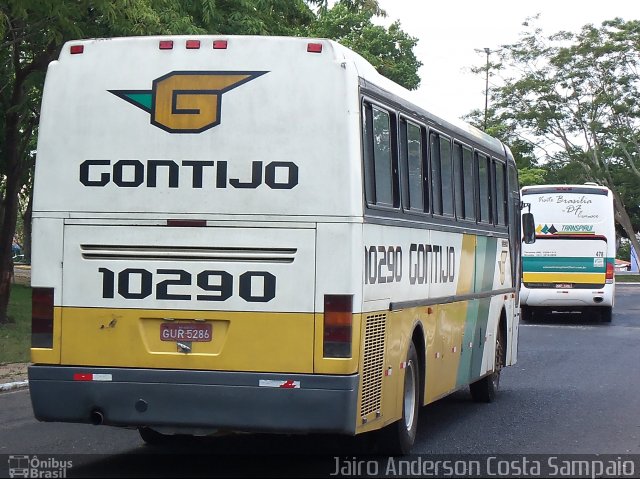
[453,144,464,218]
[462,146,475,220]
[477,153,491,223]
[495,161,506,225]
[429,132,442,215]
[400,120,424,212]
[372,107,394,206]
[440,136,453,216]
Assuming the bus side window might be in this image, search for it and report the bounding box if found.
[454,142,477,221]
[439,135,453,216]
[363,102,399,208]
[462,145,476,221]
[453,143,464,219]
[400,119,424,212]
[477,152,491,223]
[429,132,442,215]
[495,160,507,225]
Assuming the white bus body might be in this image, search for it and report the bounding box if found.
[520,184,616,322]
[29,36,522,452]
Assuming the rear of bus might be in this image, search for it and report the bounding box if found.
[29,36,366,435]
[520,184,615,322]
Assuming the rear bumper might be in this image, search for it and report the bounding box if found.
[520,285,614,308]
[29,366,358,435]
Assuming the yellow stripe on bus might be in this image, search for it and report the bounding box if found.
[523,272,605,284]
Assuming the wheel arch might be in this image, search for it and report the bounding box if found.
[410,322,426,406]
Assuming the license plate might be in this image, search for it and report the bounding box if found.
[160,322,212,342]
[556,283,573,289]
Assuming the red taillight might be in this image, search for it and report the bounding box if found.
[323,295,352,358]
[70,45,84,54]
[213,40,228,50]
[186,40,200,49]
[32,288,54,348]
[159,40,174,50]
[606,261,614,281]
[307,42,323,53]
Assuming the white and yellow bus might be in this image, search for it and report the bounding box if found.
[520,184,616,322]
[29,36,531,453]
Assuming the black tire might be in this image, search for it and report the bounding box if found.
[470,325,504,403]
[138,427,172,445]
[600,306,613,323]
[376,341,420,455]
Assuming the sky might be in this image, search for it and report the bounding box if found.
[373,0,640,121]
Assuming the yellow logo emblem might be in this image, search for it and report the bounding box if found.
[110,71,267,133]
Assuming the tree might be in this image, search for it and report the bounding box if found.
[486,16,640,258]
[0,0,422,324]
[307,0,422,90]
[0,0,200,323]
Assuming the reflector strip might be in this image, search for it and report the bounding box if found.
[385,367,393,377]
[259,380,300,389]
[73,373,113,382]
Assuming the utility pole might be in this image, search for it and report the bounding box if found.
[483,47,490,131]
[475,47,496,131]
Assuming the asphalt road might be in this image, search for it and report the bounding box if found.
[1,284,639,477]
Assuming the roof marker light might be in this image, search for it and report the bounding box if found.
[70,45,84,54]
[307,43,322,53]
[186,40,201,49]
[213,40,228,49]
[159,40,174,50]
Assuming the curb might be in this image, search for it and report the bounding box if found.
[0,380,28,392]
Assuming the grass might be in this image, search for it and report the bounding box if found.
[617,274,640,282]
[0,284,31,364]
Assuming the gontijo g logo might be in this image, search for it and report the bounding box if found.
[109,71,267,133]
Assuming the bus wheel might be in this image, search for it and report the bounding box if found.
[138,427,171,445]
[470,326,504,403]
[377,341,420,455]
[600,307,613,323]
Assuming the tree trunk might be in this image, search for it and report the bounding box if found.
[0,167,20,324]
[0,68,24,323]
[609,185,640,264]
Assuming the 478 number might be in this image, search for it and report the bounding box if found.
[98,267,276,303]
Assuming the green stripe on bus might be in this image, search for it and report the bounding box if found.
[456,300,478,387]
[523,256,606,273]
[475,237,497,292]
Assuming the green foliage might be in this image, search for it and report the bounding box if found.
[617,240,630,261]
[518,168,547,187]
[0,285,31,363]
[477,17,640,249]
[307,1,422,90]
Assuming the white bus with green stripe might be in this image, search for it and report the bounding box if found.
[29,35,532,454]
[520,184,615,322]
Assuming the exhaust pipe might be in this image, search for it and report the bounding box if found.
[90,409,104,425]
[593,297,603,304]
